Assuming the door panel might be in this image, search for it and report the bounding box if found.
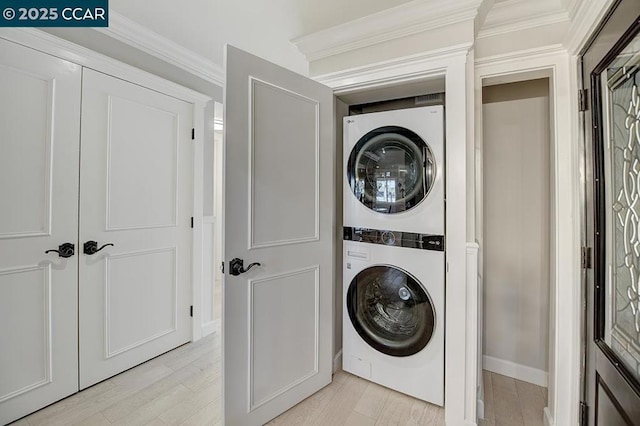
[105,96,179,230]
[582,1,640,424]
[249,78,319,248]
[0,66,53,237]
[0,38,81,424]
[596,350,640,423]
[79,69,193,389]
[224,45,334,425]
[250,267,319,409]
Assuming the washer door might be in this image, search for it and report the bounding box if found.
[347,126,436,214]
[347,265,435,357]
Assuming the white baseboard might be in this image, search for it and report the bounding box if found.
[543,407,554,426]
[483,355,548,387]
[201,319,220,337]
[333,350,343,373]
[477,398,485,420]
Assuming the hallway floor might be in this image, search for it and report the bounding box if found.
[479,370,547,426]
[11,332,546,425]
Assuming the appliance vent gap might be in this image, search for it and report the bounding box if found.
[415,93,445,106]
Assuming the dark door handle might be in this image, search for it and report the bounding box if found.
[84,241,114,255]
[229,258,261,276]
[45,243,75,258]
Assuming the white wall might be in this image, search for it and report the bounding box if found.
[482,79,551,384]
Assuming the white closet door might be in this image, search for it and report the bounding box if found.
[79,69,193,388]
[223,45,334,425]
[0,39,81,424]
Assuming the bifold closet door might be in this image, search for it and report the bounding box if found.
[79,69,193,389]
[0,39,81,424]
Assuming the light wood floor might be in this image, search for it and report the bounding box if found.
[268,370,444,425]
[11,328,546,426]
[11,333,222,426]
[479,370,547,426]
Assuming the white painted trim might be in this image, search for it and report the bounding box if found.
[478,0,569,39]
[466,242,480,424]
[477,398,484,420]
[315,42,473,92]
[474,44,566,67]
[191,100,207,342]
[566,0,583,20]
[483,355,549,387]
[0,29,212,104]
[292,0,481,62]
[475,50,581,426]
[333,350,343,374]
[563,0,617,54]
[478,12,568,39]
[544,406,555,426]
[202,319,219,338]
[95,12,224,86]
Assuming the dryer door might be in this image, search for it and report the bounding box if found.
[347,126,436,214]
[347,265,435,357]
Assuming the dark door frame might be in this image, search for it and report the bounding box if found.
[580,1,640,424]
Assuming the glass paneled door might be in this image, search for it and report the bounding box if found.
[582,1,640,424]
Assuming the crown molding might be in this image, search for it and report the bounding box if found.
[478,0,569,39]
[563,0,616,55]
[96,11,224,86]
[292,0,482,62]
[474,43,566,67]
[313,42,472,92]
[0,28,212,104]
[565,0,582,20]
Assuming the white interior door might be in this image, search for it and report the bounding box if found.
[223,45,334,425]
[79,68,194,388]
[0,39,81,424]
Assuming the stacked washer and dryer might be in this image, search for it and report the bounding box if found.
[342,106,445,405]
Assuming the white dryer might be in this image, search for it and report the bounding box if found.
[344,106,444,235]
[342,228,444,405]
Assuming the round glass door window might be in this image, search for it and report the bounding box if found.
[347,126,436,214]
[347,265,435,357]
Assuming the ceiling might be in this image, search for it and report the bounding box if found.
[108,0,581,75]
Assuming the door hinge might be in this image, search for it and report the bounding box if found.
[579,401,588,426]
[191,128,195,140]
[191,217,194,228]
[579,89,588,112]
[581,246,592,269]
[220,261,225,273]
[190,305,193,317]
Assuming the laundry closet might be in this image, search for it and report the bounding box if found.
[0,37,209,424]
[334,78,447,405]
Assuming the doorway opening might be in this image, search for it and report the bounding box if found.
[479,77,554,423]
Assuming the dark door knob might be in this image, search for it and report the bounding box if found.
[84,241,114,255]
[229,258,261,276]
[45,243,75,258]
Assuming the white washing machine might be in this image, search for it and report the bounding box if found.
[344,106,444,235]
[342,229,444,405]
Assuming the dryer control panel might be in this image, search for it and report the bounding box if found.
[343,226,444,252]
